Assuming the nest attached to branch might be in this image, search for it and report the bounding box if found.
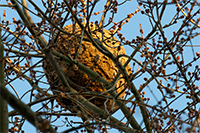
[43,23,132,113]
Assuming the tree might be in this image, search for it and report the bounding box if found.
[0,0,200,132]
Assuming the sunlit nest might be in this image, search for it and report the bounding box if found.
[43,23,132,113]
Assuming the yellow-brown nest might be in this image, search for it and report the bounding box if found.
[43,23,132,113]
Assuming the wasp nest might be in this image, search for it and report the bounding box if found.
[43,23,132,113]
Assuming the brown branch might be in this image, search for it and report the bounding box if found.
[0,22,8,133]
[174,0,200,28]
[21,0,34,24]
[0,85,56,132]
